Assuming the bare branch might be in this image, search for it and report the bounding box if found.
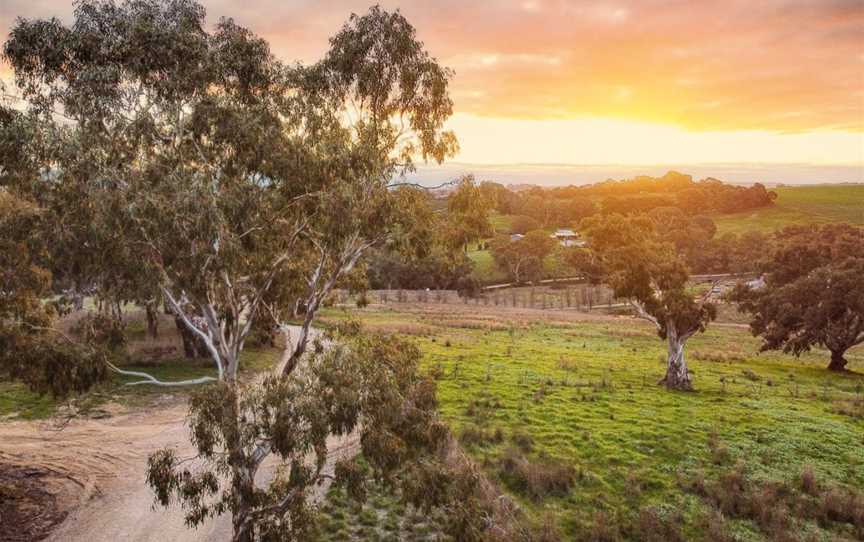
[629,299,661,329]
[161,286,225,380]
[387,179,456,190]
[106,361,217,387]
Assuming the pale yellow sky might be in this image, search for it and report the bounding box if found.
[446,114,864,165]
[2,0,863,166]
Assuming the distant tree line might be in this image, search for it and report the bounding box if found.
[478,171,777,230]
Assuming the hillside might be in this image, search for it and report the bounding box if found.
[712,184,864,234]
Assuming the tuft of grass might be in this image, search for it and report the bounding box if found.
[497,448,576,502]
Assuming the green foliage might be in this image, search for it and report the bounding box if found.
[490,230,557,284]
[146,328,462,540]
[445,176,494,251]
[4,3,463,539]
[578,213,716,340]
[509,215,541,235]
[0,190,110,397]
[365,187,478,292]
[731,224,864,370]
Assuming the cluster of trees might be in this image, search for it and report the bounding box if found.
[641,207,768,275]
[489,230,557,284]
[486,206,769,286]
[568,216,863,389]
[481,182,597,229]
[365,176,490,292]
[587,171,777,215]
[478,171,776,232]
[1,2,488,540]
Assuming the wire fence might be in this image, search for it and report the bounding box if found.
[335,284,624,312]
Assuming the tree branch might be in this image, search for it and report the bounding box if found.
[161,286,225,380]
[387,180,456,190]
[106,361,217,387]
[629,299,661,329]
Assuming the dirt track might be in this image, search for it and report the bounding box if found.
[0,326,360,542]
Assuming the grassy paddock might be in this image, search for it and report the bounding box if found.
[318,304,864,541]
[713,184,864,235]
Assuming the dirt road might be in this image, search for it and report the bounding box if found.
[0,326,360,542]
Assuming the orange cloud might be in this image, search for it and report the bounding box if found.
[2,0,862,134]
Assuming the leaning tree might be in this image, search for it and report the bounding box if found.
[4,1,483,540]
[571,213,716,390]
[730,224,864,371]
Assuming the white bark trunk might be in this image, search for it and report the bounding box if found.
[660,328,693,390]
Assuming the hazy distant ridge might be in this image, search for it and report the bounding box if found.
[403,163,864,187]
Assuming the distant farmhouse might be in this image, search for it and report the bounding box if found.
[550,228,586,247]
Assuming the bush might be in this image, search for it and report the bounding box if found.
[459,426,503,448]
[510,431,534,453]
[244,322,276,348]
[682,461,864,540]
[630,506,685,542]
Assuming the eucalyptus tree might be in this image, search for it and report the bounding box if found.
[0,185,109,397]
[445,175,494,252]
[573,213,717,390]
[5,1,468,538]
[730,224,864,371]
[490,229,556,284]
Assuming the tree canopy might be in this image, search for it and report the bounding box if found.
[731,224,864,371]
[490,229,556,284]
[3,1,470,539]
[572,213,717,390]
[444,175,493,251]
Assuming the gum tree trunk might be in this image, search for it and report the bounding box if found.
[660,328,693,390]
[231,471,254,542]
[828,349,848,372]
[145,302,159,339]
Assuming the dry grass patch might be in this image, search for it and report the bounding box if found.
[691,349,747,363]
[361,321,438,336]
[605,327,655,339]
[681,461,864,541]
[497,449,577,502]
[831,396,864,419]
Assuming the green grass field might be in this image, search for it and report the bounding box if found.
[0,327,280,422]
[317,305,864,541]
[713,184,864,235]
[4,302,862,540]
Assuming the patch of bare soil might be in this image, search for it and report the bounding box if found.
[0,464,70,541]
[0,325,356,542]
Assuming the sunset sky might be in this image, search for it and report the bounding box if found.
[2,0,863,170]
